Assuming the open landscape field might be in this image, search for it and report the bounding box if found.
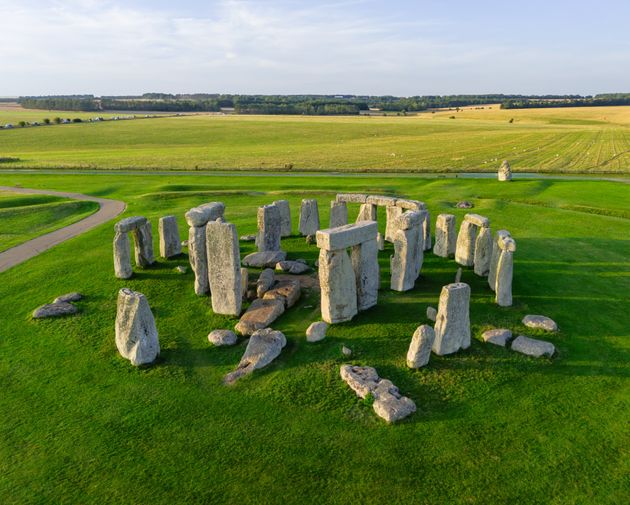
[0,172,628,504]
[3,105,630,173]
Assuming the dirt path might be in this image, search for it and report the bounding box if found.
[0,186,126,273]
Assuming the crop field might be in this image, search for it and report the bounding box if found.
[0,172,628,504]
[2,105,630,173]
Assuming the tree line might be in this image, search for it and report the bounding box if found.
[501,94,630,109]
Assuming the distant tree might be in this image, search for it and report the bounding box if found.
[509,118,514,123]
[72,118,82,123]
[18,121,26,128]
[43,118,51,124]
[53,117,61,124]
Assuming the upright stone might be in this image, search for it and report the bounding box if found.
[495,250,513,306]
[115,288,159,366]
[422,211,432,251]
[455,221,477,267]
[206,220,242,316]
[319,248,358,323]
[159,215,181,258]
[132,221,155,268]
[488,230,511,291]
[329,201,348,228]
[433,282,471,355]
[390,212,421,292]
[273,199,292,237]
[113,231,132,279]
[498,160,512,181]
[384,205,403,242]
[299,199,320,236]
[188,225,209,295]
[356,203,377,223]
[407,325,435,368]
[256,204,281,252]
[351,238,379,310]
[473,226,492,276]
[433,214,456,258]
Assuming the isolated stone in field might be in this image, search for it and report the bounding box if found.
[433,282,471,355]
[455,220,477,267]
[340,365,416,423]
[522,315,558,332]
[256,203,282,252]
[175,265,187,274]
[407,325,435,368]
[456,201,473,209]
[433,214,456,258]
[208,329,238,346]
[299,199,320,236]
[306,321,328,342]
[342,345,352,357]
[511,335,555,357]
[473,226,493,276]
[481,328,513,347]
[242,250,287,268]
[272,199,292,237]
[32,302,78,319]
[426,306,437,322]
[329,200,349,228]
[115,288,159,366]
[356,203,377,223]
[52,292,83,304]
[498,160,512,181]
[206,220,242,316]
[224,328,287,383]
[158,215,181,258]
[256,268,275,298]
[275,260,310,274]
[235,298,285,336]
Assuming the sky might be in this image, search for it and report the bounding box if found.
[1,0,629,96]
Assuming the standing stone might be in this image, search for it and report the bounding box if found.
[390,220,420,292]
[132,221,155,268]
[329,201,348,228]
[433,214,456,258]
[473,226,492,276]
[159,215,181,258]
[240,267,249,300]
[115,288,159,366]
[488,230,510,291]
[351,238,379,310]
[256,204,282,252]
[433,282,471,355]
[319,248,358,323]
[407,325,435,368]
[495,250,513,306]
[455,221,477,267]
[273,199,292,237]
[113,231,132,279]
[384,205,403,242]
[299,199,320,236]
[189,225,209,295]
[498,160,512,181]
[376,232,385,251]
[206,220,242,316]
[422,211,432,251]
[356,203,377,223]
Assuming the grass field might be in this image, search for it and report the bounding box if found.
[0,191,98,252]
[2,105,630,173]
[0,172,628,504]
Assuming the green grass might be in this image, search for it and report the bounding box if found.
[0,192,99,252]
[0,173,628,504]
[2,106,630,173]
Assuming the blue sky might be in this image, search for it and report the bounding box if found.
[1,0,629,96]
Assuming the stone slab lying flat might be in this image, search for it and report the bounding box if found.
[481,328,513,347]
[242,251,287,268]
[316,221,378,250]
[306,321,328,342]
[235,298,285,336]
[224,328,287,384]
[262,280,301,308]
[275,260,310,274]
[511,335,555,357]
[522,315,558,332]
[208,329,238,346]
[52,292,83,304]
[32,302,79,319]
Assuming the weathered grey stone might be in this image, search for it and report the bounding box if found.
[319,248,358,323]
[426,306,437,322]
[498,160,512,181]
[175,265,187,274]
[224,328,287,383]
[131,221,155,268]
[367,195,397,206]
[208,329,238,346]
[455,267,462,283]
[342,346,352,357]
[340,365,416,423]
[376,232,385,251]
[256,204,282,252]
[159,215,181,258]
[385,205,403,242]
[407,325,435,368]
[256,268,275,298]
[522,315,558,332]
[356,203,377,223]
[306,321,328,342]
[114,231,132,279]
[305,234,316,245]
[488,230,511,291]
[115,288,159,366]
[495,250,513,307]
[390,224,420,292]
[240,234,256,242]
[396,199,426,211]
[242,251,287,268]
[235,299,285,336]
[473,226,492,276]
[351,238,379,310]
[33,302,78,319]
[206,220,242,316]
[299,199,320,236]
[511,335,555,357]
[481,328,512,347]
[272,199,292,237]
[433,214,456,258]
[455,220,477,267]
[433,282,471,355]
[316,221,377,251]
[464,213,490,228]
[275,260,310,274]
[329,200,349,228]
[336,193,368,204]
[422,211,432,251]
[395,210,423,230]
[188,225,209,295]
[185,202,225,227]
[240,267,249,299]
[53,292,83,304]
[115,216,147,233]
[456,201,473,209]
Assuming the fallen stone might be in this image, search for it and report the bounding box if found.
[522,315,558,332]
[263,279,301,308]
[456,201,473,209]
[242,251,287,268]
[240,234,256,242]
[481,328,513,347]
[511,335,555,357]
[208,329,238,346]
[342,346,352,357]
[33,302,78,319]
[256,268,275,298]
[175,265,187,274]
[426,306,437,322]
[235,298,285,336]
[52,292,83,304]
[275,260,310,274]
[407,325,435,368]
[224,328,287,383]
[115,288,159,366]
[306,321,328,342]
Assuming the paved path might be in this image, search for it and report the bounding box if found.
[0,186,126,273]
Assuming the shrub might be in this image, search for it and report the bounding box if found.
[53,117,62,124]
[43,118,51,124]
[72,118,82,123]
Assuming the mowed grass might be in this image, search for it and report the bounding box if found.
[0,191,98,252]
[2,106,630,172]
[0,172,628,504]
